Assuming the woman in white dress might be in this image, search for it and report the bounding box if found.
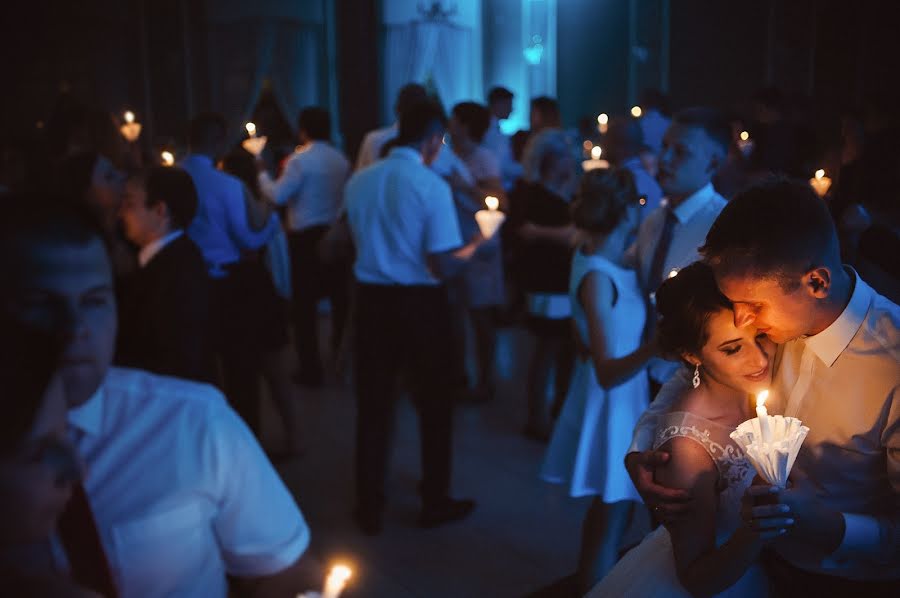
[588,261,793,597]
[540,168,656,592]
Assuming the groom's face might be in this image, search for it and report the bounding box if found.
[714,271,816,344]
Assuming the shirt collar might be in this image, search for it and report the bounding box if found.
[804,268,872,368]
[388,146,424,164]
[68,379,107,437]
[138,229,183,267]
[669,182,715,224]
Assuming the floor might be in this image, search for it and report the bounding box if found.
[260,322,593,598]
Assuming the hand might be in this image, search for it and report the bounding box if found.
[625,451,692,523]
[741,485,795,542]
[777,473,845,555]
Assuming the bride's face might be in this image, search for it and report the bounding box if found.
[694,308,775,395]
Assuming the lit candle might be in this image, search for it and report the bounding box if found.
[591,145,602,160]
[597,113,609,134]
[475,196,506,239]
[737,130,753,157]
[245,122,257,138]
[756,390,771,444]
[161,151,175,167]
[120,110,142,142]
[582,145,609,171]
[322,564,352,598]
[667,268,679,278]
[631,105,642,118]
[809,169,832,198]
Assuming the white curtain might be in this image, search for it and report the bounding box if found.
[382,21,476,123]
[206,16,324,144]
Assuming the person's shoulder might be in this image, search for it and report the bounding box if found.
[860,287,900,363]
[104,367,228,420]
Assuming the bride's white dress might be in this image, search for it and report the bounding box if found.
[587,411,770,597]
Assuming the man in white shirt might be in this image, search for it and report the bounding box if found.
[344,99,487,535]
[258,107,350,386]
[354,83,427,171]
[481,86,523,190]
[116,166,215,383]
[626,107,730,387]
[0,200,316,597]
[626,180,899,594]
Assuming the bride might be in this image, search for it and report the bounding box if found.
[588,261,794,597]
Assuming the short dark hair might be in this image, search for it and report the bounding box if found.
[297,107,331,141]
[395,83,429,118]
[571,168,638,235]
[0,193,108,279]
[700,178,840,287]
[188,112,227,151]
[531,96,560,125]
[672,107,731,154]
[639,89,671,116]
[134,166,198,229]
[488,86,513,105]
[451,102,492,143]
[397,99,447,145]
[656,261,732,361]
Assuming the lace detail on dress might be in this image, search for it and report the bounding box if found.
[653,412,754,492]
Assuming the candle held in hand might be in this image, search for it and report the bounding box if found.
[756,390,771,444]
[120,111,142,142]
[591,146,602,160]
[245,122,257,138]
[124,111,135,124]
[475,196,505,239]
[809,168,832,197]
[322,564,352,598]
[161,151,175,167]
[597,113,609,134]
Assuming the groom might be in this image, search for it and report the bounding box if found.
[625,179,899,595]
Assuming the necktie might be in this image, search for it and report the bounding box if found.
[57,483,118,597]
[648,207,677,292]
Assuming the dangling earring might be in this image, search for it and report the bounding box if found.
[692,364,701,389]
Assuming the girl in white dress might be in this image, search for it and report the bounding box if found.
[589,261,791,597]
[540,168,656,592]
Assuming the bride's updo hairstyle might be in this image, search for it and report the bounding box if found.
[655,261,732,362]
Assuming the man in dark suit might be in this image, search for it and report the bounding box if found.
[116,166,215,382]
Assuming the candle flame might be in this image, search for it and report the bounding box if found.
[161,151,174,166]
[631,105,642,118]
[815,169,825,180]
[245,122,257,137]
[328,564,352,585]
[756,390,769,408]
[124,111,135,124]
[597,113,609,125]
[639,197,646,206]
[668,268,679,278]
[591,146,602,159]
[485,196,499,211]
[739,130,749,141]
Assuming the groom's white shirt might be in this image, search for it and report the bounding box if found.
[629,269,899,580]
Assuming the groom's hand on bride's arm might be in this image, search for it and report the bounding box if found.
[625,450,693,522]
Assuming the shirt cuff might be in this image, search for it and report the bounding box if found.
[825,513,882,564]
